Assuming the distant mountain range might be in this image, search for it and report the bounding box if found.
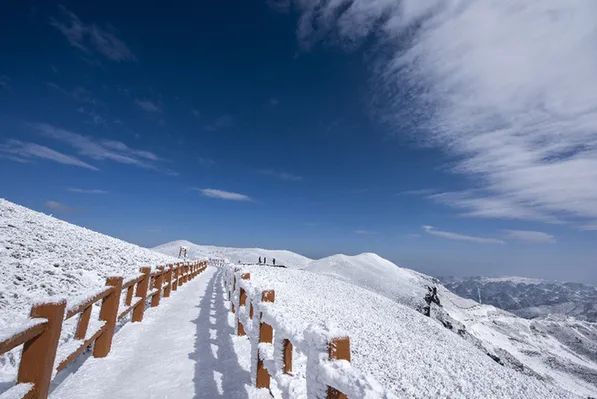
[441,276,597,322]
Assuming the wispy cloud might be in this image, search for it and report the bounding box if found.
[29,123,171,173]
[45,200,74,213]
[267,0,291,13]
[47,83,98,105]
[204,115,235,132]
[354,229,378,235]
[259,169,302,182]
[197,156,216,167]
[294,1,597,226]
[398,188,437,196]
[197,188,252,202]
[503,230,556,244]
[422,225,504,245]
[67,188,107,194]
[0,75,10,90]
[50,6,135,62]
[135,99,162,113]
[0,139,98,170]
[580,223,597,231]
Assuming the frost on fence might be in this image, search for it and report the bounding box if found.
[223,264,397,399]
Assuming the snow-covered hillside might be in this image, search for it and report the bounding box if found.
[0,198,177,380]
[306,253,597,397]
[231,265,570,398]
[153,239,312,269]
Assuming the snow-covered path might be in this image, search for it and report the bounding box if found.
[50,267,261,399]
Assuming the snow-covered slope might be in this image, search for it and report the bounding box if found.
[306,253,597,398]
[0,198,177,376]
[234,265,570,398]
[153,239,312,269]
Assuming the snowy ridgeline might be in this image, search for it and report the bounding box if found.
[0,199,178,382]
[153,240,312,269]
[223,264,570,399]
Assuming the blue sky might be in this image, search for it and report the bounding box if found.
[1,1,596,282]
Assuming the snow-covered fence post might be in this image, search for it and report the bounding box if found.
[172,264,179,291]
[93,276,123,357]
[132,267,151,322]
[163,265,173,298]
[74,304,92,340]
[256,289,275,389]
[237,273,251,336]
[151,267,164,307]
[231,274,237,314]
[283,339,292,374]
[17,300,65,399]
[327,337,351,399]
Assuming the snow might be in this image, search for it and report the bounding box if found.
[153,240,312,269]
[0,198,177,383]
[49,267,269,399]
[1,199,594,397]
[226,264,571,398]
[303,253,597,398]
[0,383,32,399]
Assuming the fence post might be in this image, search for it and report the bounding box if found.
[17,300,65,399]
[163,266,173,298]
[237,273,250,336]
[327,337,351,399]
[256,290,275,389]
[74,305,92,340]
[283,339,293,374]
[93,276,123,357]
[172,265,179,291]
[132,267,151,322]
[151,267,164,307]
[231,275,237,314]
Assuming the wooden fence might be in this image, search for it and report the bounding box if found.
[223,265,395,399]
[0,260,208,399]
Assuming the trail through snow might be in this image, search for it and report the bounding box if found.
[50,267,268,399]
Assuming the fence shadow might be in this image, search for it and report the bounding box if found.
[190,269,250,398]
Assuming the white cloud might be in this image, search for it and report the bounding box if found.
[354,229,378,235]
[135,99,162,113]
[422,225,504,245]
[50,6,135,62]
[259,169,303,181]
[29,123,171,173]
[45,200,73,213]
[293,1,597,226]
[68,188,107,194]
[503,229,556,244]
[197,188,252,202]
[0,139,98,170]
[580,223,597,231]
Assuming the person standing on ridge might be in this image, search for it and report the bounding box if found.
[264,257,267,265]
[258,256,261,264]
[273,258,276,266]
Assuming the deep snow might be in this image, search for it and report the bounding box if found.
[0,199,177,382]
[227,264,570,398]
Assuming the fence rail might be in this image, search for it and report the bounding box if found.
[223,264,395,399]
[0,260,208,399]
